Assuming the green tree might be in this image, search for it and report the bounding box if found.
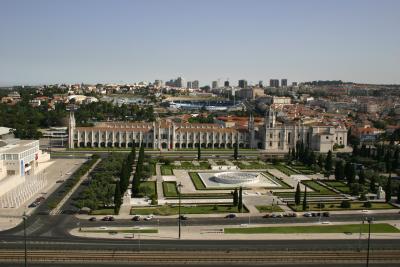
[238,187,243,212]
[358,168,366,184]
[397,184,400,204]
[232,188,239,206]
[325,150,333,173]
[295,183,301,206]
[234,143,238,160]
[302,187,307,211]
[197,143,201,160]
[114,180,122,214]
[334,160,345,180]
[345,162,355,184]
[369,176,377,193]
[385,175,392,203]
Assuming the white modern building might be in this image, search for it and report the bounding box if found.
[0,139,50,206]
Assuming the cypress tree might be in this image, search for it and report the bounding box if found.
[291,147,296,160]
[385,175,392,203]
[295,183,301,206]
[325,150,333,172]
[302,187,307,211]
[238,187,243,212]
[345,162,355,184]
[369,176,376,193]
[132,143,136,162]
[114,180,122,214]
[397,184,400,204]
[335,160,345,181]
[197,143,201,160]
[232,188,238,206]
[234,143,238,160]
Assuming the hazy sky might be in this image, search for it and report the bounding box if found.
[0,0,399,86]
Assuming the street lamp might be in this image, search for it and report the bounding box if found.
[366,217,373,267]
[22,211,28,267]
[177,182,183,239]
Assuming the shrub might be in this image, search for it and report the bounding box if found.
[363,201,372,208]
[340,200,351,208]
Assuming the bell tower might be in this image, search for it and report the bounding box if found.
[248,113,255,148]
[68,112,76,149]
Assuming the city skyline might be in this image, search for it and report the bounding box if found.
[0,0,399,86]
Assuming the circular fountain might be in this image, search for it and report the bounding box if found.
[212,172,261,185]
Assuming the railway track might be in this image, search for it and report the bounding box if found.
[0,249,399,264]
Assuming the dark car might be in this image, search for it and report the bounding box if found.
[323,212,330,217]
[108,216,115,221]
[28,202,38,208]
[102,216,110,221]
[132,215,141,221]
[179,215,188,220]
[89,217,97,221]
[262,214,271,218]
[225,214,237,219]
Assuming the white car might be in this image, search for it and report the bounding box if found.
[144,215,154,221]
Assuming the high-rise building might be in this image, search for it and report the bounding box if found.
[176,77,185,88]
[192,80,199,89]
[154,80,163,87]
[212,81,218,89]
[224,80,230,87]
[258,80,263,88]
[238,79,248,89]
[187,81,192,89]
[292,82,298,86]
[269,79,279,88]
[281,79,288,87]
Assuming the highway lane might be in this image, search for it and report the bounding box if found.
[1,264,400,267]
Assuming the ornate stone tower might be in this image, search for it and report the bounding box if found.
[265,106,276,128]
[248,113,256,148]
[68,112,76,149]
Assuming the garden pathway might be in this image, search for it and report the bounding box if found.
[155,164,165,202]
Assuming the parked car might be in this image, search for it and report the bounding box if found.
[102,216,113,221]
[28,202,38,208]
[132,215,141,221]
[89,217,97,221]
[225,214,237,219]
[303,212,312,217]
[108,216,115,221]
[322,212,330,217]
[262,214,271,218]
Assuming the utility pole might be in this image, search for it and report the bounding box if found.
[23,211,27,267]
[366,217,373,267]
[177,182,183,239]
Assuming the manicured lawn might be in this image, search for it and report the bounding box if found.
[323,181,351,194]
[90,208,115,215]
[302,180,337,195]
[82,228,158,233]
[264,172,293,189]
[288,202,397,212]
[273,164,300,176]
[215,160,227,165]
[255,205,284,213]
[224,223,400,234]
[160,165,174,175]
[290,164,315,174]
[180,161,211,170]
[162,181,178,197]
[139,181,157,197]
[131,204,247,215]
[235,161,271,169]
[189,172,206,190]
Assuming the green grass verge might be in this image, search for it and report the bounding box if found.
[131,204,247,215]
[224,223,400,234]
[90,208,115,215]
[235,161,271,169]
[288,202,397,212]
[255,205,285,213]
[82,228,158,233]
[264,172,293,189]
